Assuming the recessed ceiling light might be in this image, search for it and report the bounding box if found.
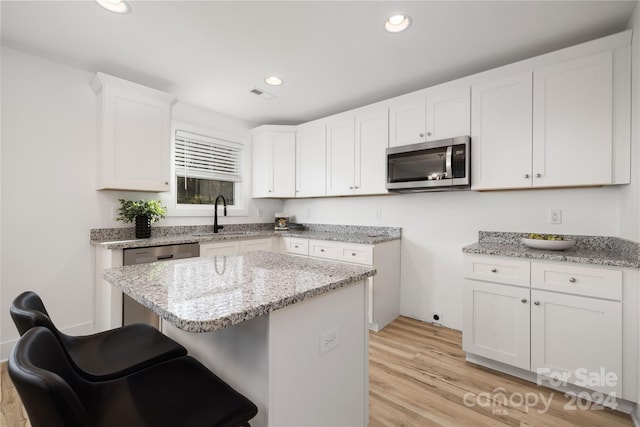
[385,14,410,33]
[96,0,130,14]
[265,76,283,86]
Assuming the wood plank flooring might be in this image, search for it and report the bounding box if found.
[1,316,634,427]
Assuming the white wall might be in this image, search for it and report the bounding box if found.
[0,46,281,359]
[284,185,624,330]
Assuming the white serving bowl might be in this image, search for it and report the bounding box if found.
[521,238,576,251]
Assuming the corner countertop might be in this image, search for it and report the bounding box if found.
[90,223,402,250]
[103,251,376,332]
[462,231,640,269]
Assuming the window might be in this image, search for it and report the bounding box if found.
[173,128,243,211]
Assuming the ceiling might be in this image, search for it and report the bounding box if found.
[1,1,637,126]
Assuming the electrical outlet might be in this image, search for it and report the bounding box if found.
[431,311,442,326]
[320,327,339,355]
[256,208,263,218]
[549,209,562,224]
[111,205,118,220]
[375,208,382,220]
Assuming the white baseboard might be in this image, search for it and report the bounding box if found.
[1,321,95,362]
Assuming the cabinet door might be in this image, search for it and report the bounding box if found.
[355,108,388,195]
[296,124,326,197]
[425,86,470,141]
[471,73,533,190]
[271,133,296,197]
[95,84,173,192]
[530,289,622,396]
[326,117,356,196]
[239,238,273,253]
[463,280,530,370]
[532,51,613,187]
[200,241,240,256]
[252,132,272,198]
[388,94,426,147]
[252,131,296,198]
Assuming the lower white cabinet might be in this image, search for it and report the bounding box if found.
[463,255,636,401]
[282,237,400,331]
[200,238,274,257]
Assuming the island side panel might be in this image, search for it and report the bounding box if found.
[268,279,368,427]
[162,315,270,427]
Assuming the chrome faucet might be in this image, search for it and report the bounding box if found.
[213,195,227,233]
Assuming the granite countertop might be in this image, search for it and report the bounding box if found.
[103,251,376,332]
[463,231,640,268]
[91,223,401,250]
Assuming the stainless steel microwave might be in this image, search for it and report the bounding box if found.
[386,136,470,192]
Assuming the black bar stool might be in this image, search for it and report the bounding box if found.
[10,291,187,380]
[9,326,258,427]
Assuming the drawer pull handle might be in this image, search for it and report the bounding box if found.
[569,277,576,283]
[294,245,299,248]
[534,300,541,306]
[521,298,527,303]
[490,268,497,273]
[352,253,357,256]
[320,249,325,252]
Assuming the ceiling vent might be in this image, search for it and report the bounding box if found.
[250,88,276,100]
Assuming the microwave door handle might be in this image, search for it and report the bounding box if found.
[445,146,453,178]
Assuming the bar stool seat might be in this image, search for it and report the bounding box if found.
[9,327,258,427]
[10,291,187,380]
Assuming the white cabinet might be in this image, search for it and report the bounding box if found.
[472,51,616,190]
[295,123,326,197]
[463,279,531,370]
[530,289,622,396]
[389,93,426,147]
[200,238,274,257]
[389,87,470,148]
[463,256,634,400]
[425,86,470,141]
[89,72,175,192]
[326,108,389,196]
[471,73,533,190]
[532,51,613,187]
[326,116,356,196]
[282,237,401,331]
[252,128,296,198]
[354,107,389,195]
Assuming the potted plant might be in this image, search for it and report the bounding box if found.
[116,199,167,238]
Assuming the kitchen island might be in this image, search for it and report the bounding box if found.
[103,251,376,427]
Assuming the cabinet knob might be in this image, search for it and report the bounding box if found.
[535,173,542,178]
[268,189,273,193]
[349,186,354,189]
[524,174,530,179]
[490,268,497,273]
[534,300,541,306]
[569,277,576,283]
[419,133,425,138]
[521,298,527,303]
[352,253,357,256]
[164,181,169,185]
[294,245,299,248]
[320,249,325,252]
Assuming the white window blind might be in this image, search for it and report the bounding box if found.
[175,130,242,182]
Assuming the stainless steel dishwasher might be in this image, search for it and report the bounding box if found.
[122,243,200,328]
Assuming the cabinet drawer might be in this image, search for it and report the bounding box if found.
[465,256,530,286]
[336,243,373,265]
[283,237,309,256]
[309,240,338,260]
[531,263,622,301]
[239,238,273,253]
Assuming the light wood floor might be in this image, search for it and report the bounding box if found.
[1,316,634,427]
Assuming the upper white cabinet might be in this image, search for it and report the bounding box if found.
[354,107,389,195]
[90,72,175,192]
[473,50,624,190]
[325,107,389,196]
[532,51,613,187]
[252,127,296,198]
[326,116,356,196]
[295,123,326,197]
[389,86,470,147]
[425,86,471,142]
[388,93,426,147]
[471,73,534,190]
